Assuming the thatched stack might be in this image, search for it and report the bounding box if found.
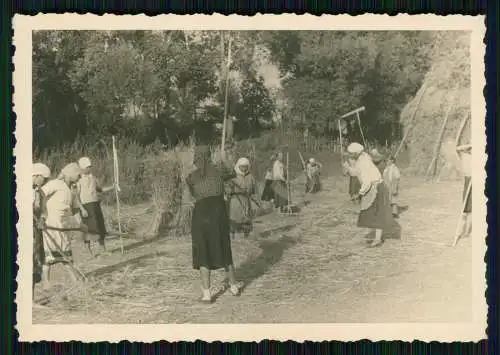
[400,32,471,177]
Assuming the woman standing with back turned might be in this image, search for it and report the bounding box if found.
[186,145,242,303]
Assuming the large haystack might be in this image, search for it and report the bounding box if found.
[400,32,471,176]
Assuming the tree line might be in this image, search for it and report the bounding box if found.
[33,30,438,151]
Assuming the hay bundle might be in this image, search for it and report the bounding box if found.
[141,152,183,238]
[400,32,471,175]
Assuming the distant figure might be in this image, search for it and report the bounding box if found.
[305,157,322,194]
[32,163,51,308]
[383,156,401,218]
[77,157,117,256]
[343,142,394,247]
[456,144,472,239]
[370,148,387,174]
[261,154,275,203]
[227,157,258,239]
[271,152,289,212]
[41,163,86,286]
[186,145,241,303]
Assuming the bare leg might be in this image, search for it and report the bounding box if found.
[200,267,211,301]
[391,204,399,217]
[225,264,241,296]
[84,239,94,256]
[99,235,111,255]
[41,264,51,289]
[370,229,383,247]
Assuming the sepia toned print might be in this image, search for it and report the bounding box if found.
[14,14,486,342]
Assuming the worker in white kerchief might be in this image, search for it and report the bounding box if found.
[342,142,394,247]
[305,157,322,193]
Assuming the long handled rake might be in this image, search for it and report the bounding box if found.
[112,136,125,255]
[42,228,88,282]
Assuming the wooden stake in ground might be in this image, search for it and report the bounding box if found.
[394,82,428,159]
[284,151,297,216]
[112,136,125,255]
[220,33,232,160]
[338,119,344,164]
[426,85,460,179]
[452,178,472,247]
[455,112,471,147]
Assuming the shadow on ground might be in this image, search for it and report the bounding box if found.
[108,234,169,254]
[86,251,170,278]
[236,234,298,293]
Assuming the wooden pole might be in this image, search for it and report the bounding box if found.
[426,86,460,178]
[455,112,471,147]
[220,33,232,160]
[112,136,124,255]
[356,111,367,147]
[286,151,293,215]
[338,119,344,164]
[394,82,428,158]
[452,178,472,246]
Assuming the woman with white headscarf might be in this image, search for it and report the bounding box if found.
[271,152,289,212]
[41,162,86,284]
[305,157,322,194]
[227,157,258,238]
[32,163,51,307]
[343,142,394,247]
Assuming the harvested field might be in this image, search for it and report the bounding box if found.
[33,160,473,324]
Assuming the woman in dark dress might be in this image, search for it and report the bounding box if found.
[186,145,241,303]
[343,143,394,248]
[261,154,275,202]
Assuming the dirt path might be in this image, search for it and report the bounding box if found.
[33,173,472,324]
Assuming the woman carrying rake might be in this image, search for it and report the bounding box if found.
[41,163,87,287]
[227,157,258,239]
[343,143,394,248]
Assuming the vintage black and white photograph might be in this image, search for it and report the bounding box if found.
[15,14,486,342]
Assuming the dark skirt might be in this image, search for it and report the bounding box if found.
[306,175,321,194]
[261,179,274,201]
[357,183,393,230]
[272,180,289,208]
[33,223,45,284]
[191,195,234,270]
[81,201,107,242]
[463,176,472,213]
[349,176,361,203]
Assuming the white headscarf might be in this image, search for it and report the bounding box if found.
[32,163,51,178]
[78,157,92,170]
[58,162,82,182]
[347,142,364,155]
[234,157,250,176]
